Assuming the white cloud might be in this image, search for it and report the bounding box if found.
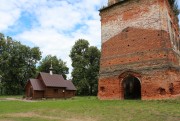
[1,0,179,79]
[11,0,107,78]
[0,0,21,31]
[36,3,82,31]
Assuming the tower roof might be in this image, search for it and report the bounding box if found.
[100,0,127,11]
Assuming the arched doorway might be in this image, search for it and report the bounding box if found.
[122,75,141,99]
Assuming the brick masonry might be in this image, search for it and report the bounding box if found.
[98,0,180,100]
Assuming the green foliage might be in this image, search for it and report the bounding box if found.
[38,55,69,79]
[168,0,180,18]
[0,33,41,95]
[86,46,101,95]
[70,39,100,95]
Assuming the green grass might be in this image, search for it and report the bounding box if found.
[0,96,180,121]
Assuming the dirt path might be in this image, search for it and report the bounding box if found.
[0,112,97,121]
[0,98,37,102]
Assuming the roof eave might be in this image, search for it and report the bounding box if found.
[66,89,77,91]
[47,86,66,88]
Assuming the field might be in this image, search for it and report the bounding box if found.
[0,96,180,121]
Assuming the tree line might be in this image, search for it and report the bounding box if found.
[0,33,100,96]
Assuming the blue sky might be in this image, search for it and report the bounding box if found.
[0,0,179,78]
[0,0,107,78]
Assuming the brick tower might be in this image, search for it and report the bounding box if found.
[98,0,180,100]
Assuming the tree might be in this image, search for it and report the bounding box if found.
[0,75,2,94]
[0,33,41,95]
[70,39,89,95]
[38,55,69,79]
[70,39,100,95]
[168,0,180,18]
[86,46,101,95]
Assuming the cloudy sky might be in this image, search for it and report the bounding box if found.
[0,0,179,78]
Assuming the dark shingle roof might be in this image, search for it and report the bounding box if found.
[65,80,77,91]
[26,72,76,91]
[40,72,67,87]
[30,79,45,91]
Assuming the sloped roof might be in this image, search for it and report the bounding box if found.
[65,80,77,91]
[30,79,45,91]
[26,72,76,91]
[40,72,67,87]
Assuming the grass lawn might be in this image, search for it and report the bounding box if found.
[0,96,180,121]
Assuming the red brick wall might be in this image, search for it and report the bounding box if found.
[100,28,179,76]
[98,69,180,100]
[142,69,180,100]
[100,0,179,54]
[167,69,180,95]
[98,0,180,100]
[101,0,163,43]
[101,28,169,68]
[98,76,121,100]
